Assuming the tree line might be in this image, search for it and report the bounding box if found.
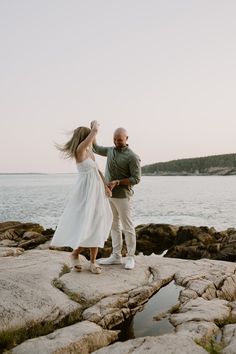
[142,153,236,174]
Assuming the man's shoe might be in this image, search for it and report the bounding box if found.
[124,256,135,270]
[97,254,122,265]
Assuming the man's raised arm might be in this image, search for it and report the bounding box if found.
[91,121,109,156]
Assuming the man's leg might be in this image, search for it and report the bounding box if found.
[111,198,136,269]
[117,198,136,257]
[109,198,123,257]
[97,198,122,265]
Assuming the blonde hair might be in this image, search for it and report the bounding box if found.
[56,126,91,159]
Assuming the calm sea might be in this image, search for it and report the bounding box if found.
[0,174,235,231]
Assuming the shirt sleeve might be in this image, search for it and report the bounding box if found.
[92,143,109,157]
[129,154,141,185]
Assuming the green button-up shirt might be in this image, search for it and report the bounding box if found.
[93,143,141,198]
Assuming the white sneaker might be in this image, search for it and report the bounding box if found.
[124,256,135,270]
[97,254,122,265]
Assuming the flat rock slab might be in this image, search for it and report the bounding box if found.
[59,255,236,308]
[176,320,220,342]
[59,256,154,303]
[170,297,230,326]
[93,334,208,354]
[1,251,236,353]
[11,320,118,354]
[0,250,81,334]
[59,255,209,302]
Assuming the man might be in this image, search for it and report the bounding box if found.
[92,123,141,270]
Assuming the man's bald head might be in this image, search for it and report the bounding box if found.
[113,127,128,149]
[114,127,128,136]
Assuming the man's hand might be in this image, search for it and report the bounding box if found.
[107,180,120,191]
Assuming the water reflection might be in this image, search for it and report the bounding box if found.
[117,281,184,340]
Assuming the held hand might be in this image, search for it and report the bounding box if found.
[105,185,112,197]
[107,180,120,191]
[90,120,96,128]
[90,120,99,131]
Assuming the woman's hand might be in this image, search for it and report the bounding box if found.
[105,185,112,197]
[90,120,99,131]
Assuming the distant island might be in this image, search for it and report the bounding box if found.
[142,153,236,176]
[0,173,47,175]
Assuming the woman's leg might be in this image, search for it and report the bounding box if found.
[71,247,84,272]
[71,247,84,258]
[90,247,98,263]
[90,247,101,274]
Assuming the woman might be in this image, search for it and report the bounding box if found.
[51,121,112,274]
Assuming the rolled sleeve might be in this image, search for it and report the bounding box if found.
[129,155,141,185]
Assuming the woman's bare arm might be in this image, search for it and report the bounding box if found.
[76,121,99,161]
[98,169,112,197]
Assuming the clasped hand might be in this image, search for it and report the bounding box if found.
[90,120,99,130]
[105,185,112,197]
[107,180,118,191]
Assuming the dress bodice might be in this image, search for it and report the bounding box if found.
[76,158,98,173]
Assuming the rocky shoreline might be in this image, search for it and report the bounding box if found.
[142,166,236,176]
[1,221,236,262]
[0,221,236,353]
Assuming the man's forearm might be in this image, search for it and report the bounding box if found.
[107,178,131,191]
[92,142,109,156]
[116,178,131,186]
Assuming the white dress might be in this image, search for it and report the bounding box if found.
[51,158,112,249]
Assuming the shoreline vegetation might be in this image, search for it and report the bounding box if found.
[142,153,236,176]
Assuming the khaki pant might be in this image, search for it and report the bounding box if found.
[109,197,136,257]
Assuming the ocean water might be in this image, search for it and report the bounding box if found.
[0,174,236,231]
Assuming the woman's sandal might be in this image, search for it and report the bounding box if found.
[70,254,82,272]
[90,262,102,274]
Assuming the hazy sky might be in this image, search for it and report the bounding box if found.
[1,0,236,173]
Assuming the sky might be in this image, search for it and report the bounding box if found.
[1,0,236,173]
